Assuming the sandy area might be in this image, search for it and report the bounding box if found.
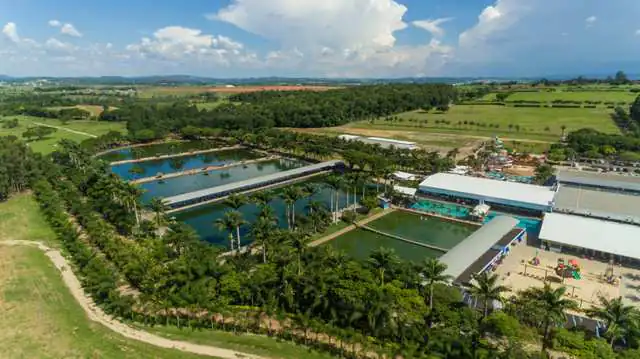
[503,165,536,176]
[494,241,640,309]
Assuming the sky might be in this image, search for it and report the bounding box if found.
[1,0,640,78]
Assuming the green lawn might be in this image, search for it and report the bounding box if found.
[0,194,58,247]
[507,90,637,103]
[140,325,336,359]
[0,115,127,154]
[351,104,620,141]
[0,245,212,359]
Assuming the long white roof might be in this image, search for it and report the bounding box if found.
[419,173,556,208]
[540,213,640,260]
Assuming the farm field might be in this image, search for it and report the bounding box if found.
[0,116,127,154]
[350,105,620,142]
[507,90,637,103]
[136,85,338,98]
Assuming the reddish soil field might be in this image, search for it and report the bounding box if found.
[208,85,339,93]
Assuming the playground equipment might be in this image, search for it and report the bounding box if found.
[556,258,581,280]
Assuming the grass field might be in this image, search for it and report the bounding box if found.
[0,245,213,359]
[0,116,127,154]
[355,105,620,141]
[0,194,58,247]
[48,105,117,117]
[507,90,637,103]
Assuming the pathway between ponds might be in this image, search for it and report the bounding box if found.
[309,208,395,247]
[129,156,279,184]
[0,240,266,359]
[110,145,245,165]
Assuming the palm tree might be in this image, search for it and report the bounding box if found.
[281,186,303,229]
[560,124,567,139]
[468,272,510,319]
[524,284,577,353]
[367,247,399,286]
[223,193,247,211]
[215,211,247,252]
[250,191,274,207]
[325,175,343,223]
[420,258,451,311]
[586,296,639,347]
[251,216,277,263]
[148,197,168,228]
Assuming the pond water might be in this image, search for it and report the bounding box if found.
[172,177,359,248]
[327,211,478,262]
[138,158,307,203]
[100,141,224,162]
[111,148,261,181]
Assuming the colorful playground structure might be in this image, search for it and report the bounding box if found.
[556,258,582,280]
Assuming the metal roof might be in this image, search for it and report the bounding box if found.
[366,137,416,145]
[557,170,640,192]
[419,173,556,209]
[440,216,519,281]
[553,184,640,225]
[163,160,342,205]
[540,213,640,260]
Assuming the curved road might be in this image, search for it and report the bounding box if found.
[0,240,266,359]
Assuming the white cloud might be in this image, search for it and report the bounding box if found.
[2,22,20,43]
[48,20,61,27]
[212,0,407,51]
[61,23,82,37]
[45,38,77,52]
[585,15,597,26]
[412,18,453,38]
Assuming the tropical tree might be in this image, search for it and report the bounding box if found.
[223,193,247,211]
[420,258,451,311]
[325,175,344,223]
[468,272,510,319]
[522,284,577,353]
[280,186,304,229]
[250,191,274,207]
[251,216,277,263]
[148,197,169,228]
[367,247,399,286]
[586,296,639,347]
[215,211,247,252]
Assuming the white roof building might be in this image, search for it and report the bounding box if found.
[338,134,361,141]
[393,185,417,197]
[393,171,420,181]
[419,173,556,212]
[539,213,640,260]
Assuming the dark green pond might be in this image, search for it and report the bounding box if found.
[100,141,224,162]
[327,212,478,262]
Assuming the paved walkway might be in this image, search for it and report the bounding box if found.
[33,122,98,138]
[111,145,244,165]
[309,209,395,247]
[0,240,266,359]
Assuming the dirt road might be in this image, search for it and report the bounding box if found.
[0,240,266,359]
[33,122,98,138]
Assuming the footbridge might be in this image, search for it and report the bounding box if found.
[164,160,344,212]
[356,224,448,253]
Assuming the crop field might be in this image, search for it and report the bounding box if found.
[0,115,127,153]
[507,90,638,103]
[347,104,620,142]
[136,85,338,98]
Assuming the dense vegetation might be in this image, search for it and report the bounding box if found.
[0,136,46,200]
[98,84,456,140]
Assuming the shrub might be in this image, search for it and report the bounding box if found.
[341,211,357,223]
[481,312,522,338]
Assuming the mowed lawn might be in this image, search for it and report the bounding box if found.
[0,116,127,154]
[507,90,638,103]
[0,194,58,247]
[348,105,620,141]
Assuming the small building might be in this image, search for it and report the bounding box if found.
[440,216,525,285]
[418,173,556,213]
[393,185,417,197]
[338,134,361,141]
[449,166,470,175]
[539,213,640,265]
[393,171,420,181]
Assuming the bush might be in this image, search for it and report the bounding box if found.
[481,312,522,338]
[551,328,615,359]
[341,211,357,223]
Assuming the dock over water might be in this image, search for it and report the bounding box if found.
[164,160,345,212]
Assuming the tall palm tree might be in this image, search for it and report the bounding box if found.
[148,197,168,227]
[325,175,343,223]
[251,216,277,263]
[468,272,510,319]
[523,284,577,353]
[420,258,451,311]
[281,186,303,229]
[586,296,639,347]
[250,191,274,207]
[215,211,247,252]
[367,247,399,286]
[223,193,247,211]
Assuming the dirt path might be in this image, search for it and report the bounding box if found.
[0,240,266,359]
[32,122,98,138]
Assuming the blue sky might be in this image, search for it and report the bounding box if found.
[1,0,640,77]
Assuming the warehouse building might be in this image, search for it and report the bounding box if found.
[338,134,419,150]
[418,173,556,213]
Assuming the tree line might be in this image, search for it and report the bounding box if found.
[98,84,456,141]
